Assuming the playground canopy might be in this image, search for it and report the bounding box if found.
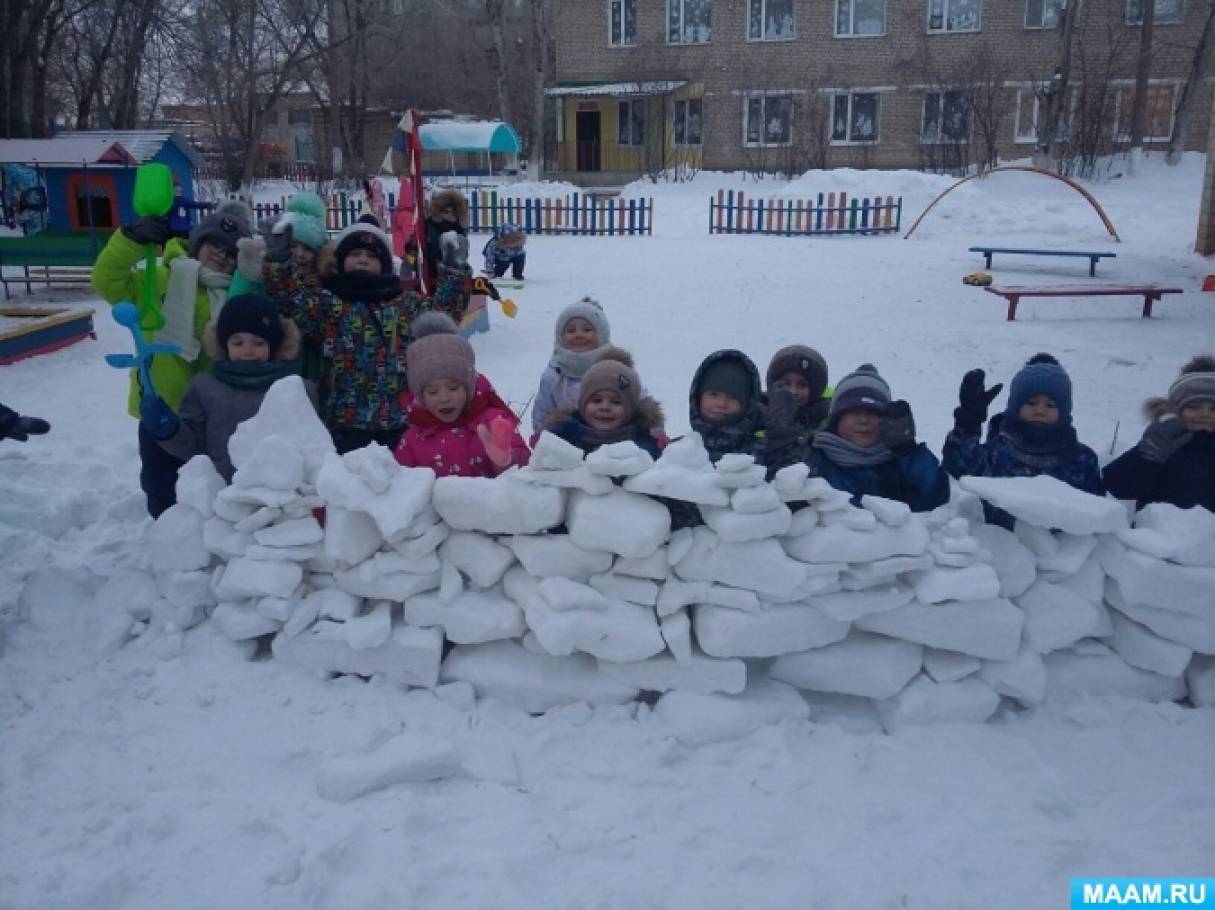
[418,121,522,154]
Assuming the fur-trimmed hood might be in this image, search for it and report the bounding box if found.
[545,395,665,433]
[204,315,301,362]
[428,189,470,227]
[1144,354,1215,420]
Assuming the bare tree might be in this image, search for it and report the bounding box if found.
[1127,0,1157,172]
[525,0,553,180]
[1166,0,1215,163]
[1033,0,1079,168]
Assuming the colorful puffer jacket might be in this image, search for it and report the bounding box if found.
[943,412,1105,528]
[91,230,214,418]
[263,260,466,432]
[394,374,529,477]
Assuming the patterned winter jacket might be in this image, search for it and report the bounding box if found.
[481,222,526,272]
[943,413,1104,528]
[394,374,530,477]
[264,261,465,433]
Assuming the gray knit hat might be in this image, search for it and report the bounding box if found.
[190,200,253,258]
[1167,354,1215,413]
[827,363,891,428]
[556,297,611,349]
[406,312,475,397]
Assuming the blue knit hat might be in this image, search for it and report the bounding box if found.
[1006,353,1072,421]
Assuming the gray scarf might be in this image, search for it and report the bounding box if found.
[812,431,894,467]
[550,343,607,379]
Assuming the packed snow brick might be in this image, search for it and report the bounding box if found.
[566,488,670,558]
[404,589,526,645]
[783,517,930,565]
[273,622,444,687]
[597,652,746,695]
[150,504,212,572]
[651,680,810,747]
[434,476,565,534]
[439,531,516,588]
[770,632,922,699]
[978,647,1047,707]
[1043,650,1186,703]
[876,675,1000,731]
[675,528,808,601]
[1017,580,1109,654]
[227,376,334,482]
[1105,610,1193,678]
[959,475,1127,535]
[507,534,613,581]
[856,598,1024,661]
[693,601,849,658]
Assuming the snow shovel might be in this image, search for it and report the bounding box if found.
[132,163,176,330]
[471,275,518,318]
[104,301,180,398]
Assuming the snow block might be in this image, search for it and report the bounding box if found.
[439,640,638,712]
[1106,579,1215,654]
[507,534,613,581]
[910,564,1001,604]
[273,622,443,687]
[567,488,670,558]
[1099,539,1215,619]
[156,569,217,610]
[623,465,730,507]
[212,601,282,640]
[213,556,302,600]
[876,675,1000,731]
[979,647,1047,707]
[322,507,384,565]
[344,602,393,651]
[1105,609,1193,679]
[700,502,792,542]
[524,595,665,663]
[232,434,305,492]
[597,652,746,695]
[770,632,922,699]
[1017,580,1106,654]
[923,648,981,683]
[659,608,693,664]
[693,602,849,658]
[150,504,212,571]
[433,476,564,534]
[783,518,930,565]
[856,598,1024,661]
[228,376,334,482]
[657,580,760,617]
[652,680,810,747]
[175,455,225,518]
[439,531,516,588]
[1043,651,1185,703]
[813,585,914,622]
[1185,655,1215,707]
[675,529,808,601]
[316,733,460,802]
[589,572,659,606]
[403,589,526,644]
[585,440,655,477]
[1119,503,1215,567]
[959,475,1128,535]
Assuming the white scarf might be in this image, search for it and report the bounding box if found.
[550,343,607,379]
[156,258,232,362]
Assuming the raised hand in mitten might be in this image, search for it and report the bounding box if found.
[0,403,50,441]
[1136,413,1192,463]
[477,416,517,468]
[440,231,470,273]
[955,368,1003,431]
[139,394,179,441]
[764,384,801,445]
[880,400,918,456]
[264,221,294,263]
[122,215,171,247]
[236,236,267,282]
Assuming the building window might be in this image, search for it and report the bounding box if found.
[831,93,880,143]
[748,0,795,40]
[1126,0,1183,23]
[927,0,980,32]
[1014,88,1040,143]
[288,109,312,125]
[835,0,886,35]
[1116,83,1177,141]
[673,98,704,146]
[668,0,712,42]
[744,94,793,147]
[618,99,645,146]
[922,90,972,142]
[1024,0,1064,28]
[610,0,637,46]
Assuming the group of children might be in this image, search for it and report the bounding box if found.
[91,193,1213,527]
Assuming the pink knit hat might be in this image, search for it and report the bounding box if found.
[406,313,475,396]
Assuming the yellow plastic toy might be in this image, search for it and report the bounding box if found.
[963,272,993,287]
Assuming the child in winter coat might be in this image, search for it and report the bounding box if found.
[804,364,950,512]
[424,189,471,289]
[547,348,665,459]
[943,353,1104,529]
[766,345,831,434]
[139,294,319,482]
[481,222,526,280]
[689,350,768,463]
[92,200,253,517]
[394,313,529,476]
[1103,354,1215,512]
[259,217,467,454]
[531,296,613,438]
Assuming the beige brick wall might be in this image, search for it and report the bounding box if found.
[553,0,1212,173]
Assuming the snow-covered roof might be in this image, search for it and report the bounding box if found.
[0,137,137,167]
[545,81,688,98]
[418,121,521,154]
[54,130,203,167]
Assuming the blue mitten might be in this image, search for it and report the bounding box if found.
[140,394,179,440]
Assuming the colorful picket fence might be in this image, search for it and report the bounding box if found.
[709,190,902,237]
[197,194,366,232]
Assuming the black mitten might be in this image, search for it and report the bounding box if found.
[880,400,917,456]
[0,403,50,441]
[954,368,1003,432]
[121,215,171,246]
[1137,414,1192,463]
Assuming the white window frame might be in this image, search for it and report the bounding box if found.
[829,92,881,145]
[673,98,704,147]
[835,0,887,37]
[742,92,794,148]
[1013,87,1041,144]
[747,0,797,41]
[1023,0,1063,29]
[1125,0,1184,25]
[921,90,973,144]
[927,0,982,33]
[609,0,638,47]
[618,99,645,147]
[667,0,713,44]
[1113,81,1179,142]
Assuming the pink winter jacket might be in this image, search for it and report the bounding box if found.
[394,374,530,477]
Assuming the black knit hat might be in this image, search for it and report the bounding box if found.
[217,294,284,355]
[333,222,393,273]
[700,359,753,408]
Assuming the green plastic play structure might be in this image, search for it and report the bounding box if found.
[132,163,175,330]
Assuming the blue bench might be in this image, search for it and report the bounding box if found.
[969,246,1116,277]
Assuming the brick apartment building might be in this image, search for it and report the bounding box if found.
[546,0,1213,183]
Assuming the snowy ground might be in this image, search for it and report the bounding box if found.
[2,154,1214,909]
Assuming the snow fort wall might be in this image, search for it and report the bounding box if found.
[129,385,1213,728]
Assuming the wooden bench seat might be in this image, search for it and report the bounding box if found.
[983,284,1184,321]
[969,246,1116,277]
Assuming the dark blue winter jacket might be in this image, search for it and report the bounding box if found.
[549,402,665,460]
[943,413,1104,528]
[805,442,951,513]
[1103,431,1214,513]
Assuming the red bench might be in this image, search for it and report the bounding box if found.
[983,284,1184,321]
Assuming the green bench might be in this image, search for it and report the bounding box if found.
[0,232,109,300]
